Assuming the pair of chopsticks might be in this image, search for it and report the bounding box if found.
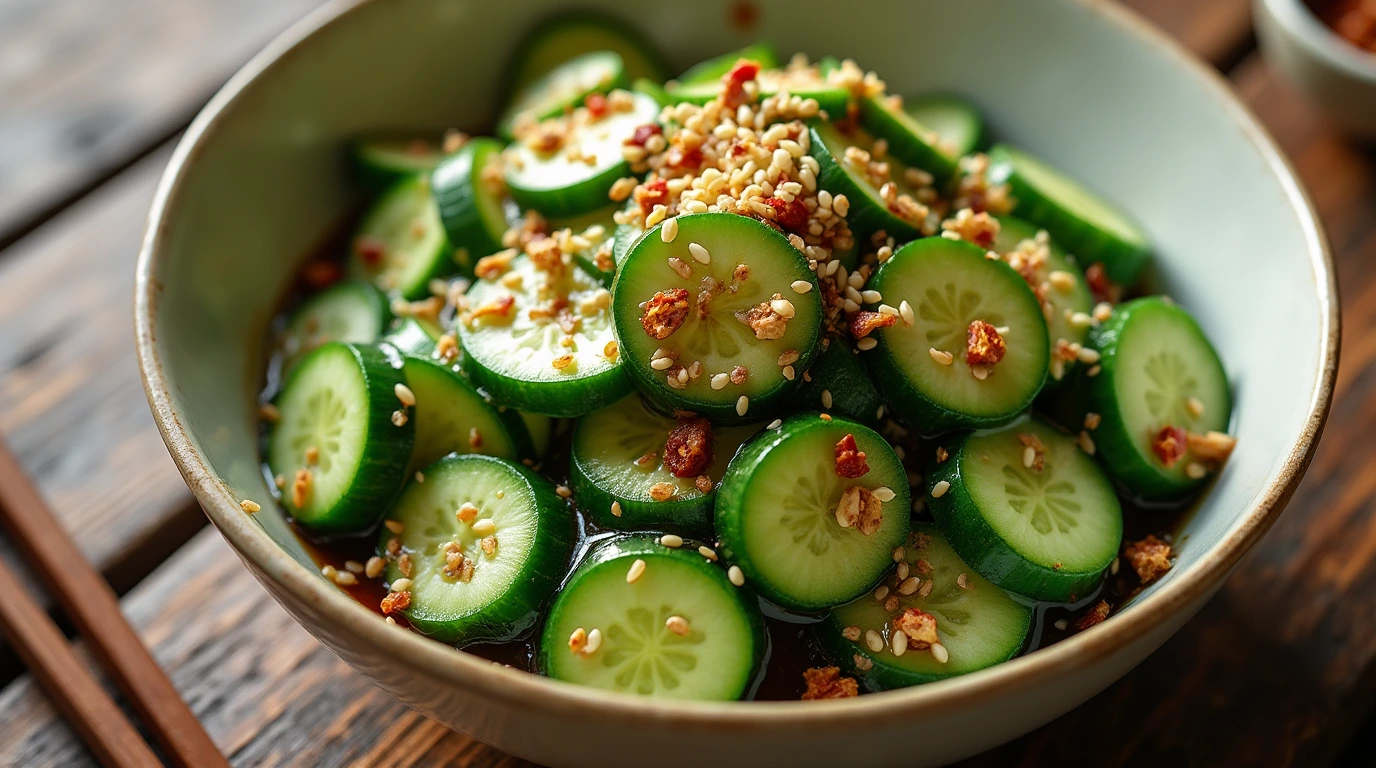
[0,438,226,768]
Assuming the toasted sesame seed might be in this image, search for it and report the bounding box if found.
[384,519,405,534]
[660,534,684,548]
[782,364,796,380]
[865,630,883,652]
[929,348,954,365]
[584,627,603,655]
[821,389,833,409]
[665,615,692,636]
[861,290,882,304]
[791,280,813,294]
[1111,557,1121,575]
[651,356,675,371]
[873,487,896,502]
[334,571,358,586]
[833,194,850,217]
[568,627,588,654]
[1093,302,1114,322]
[873,585,890,601]
[1077,347,1101,365]
[472,518,497,536]
[932,480,951,498]
[843,625,862,641]
[770,298,796,318]
[898,576,921,595]
[1070,312,1094,328]
[1085,412,1102,430]
[728,565,745,586]
[343,560,364,574]
[391,577,413,593]
[767,419,782,429]
[555,485,572,499]
[1186,461,1208,479]
[365,557,385,579]
[1023,446,1037,468]
[688,242,711,265]
[394,383,416,407]
[456,502,478,523]
[1049,270,1076,293]
[321,564,337,580]
[897,562,910,580]
[892,630,909,657]
[856,337,878,351]
[626,558,647,583]
[385,616,397,625]
[699,545,718,561]
[736,395,749,416]
[919,580,934,597]
[611,501,622,517]
[1054,619,1069,631]
[1078,431,1096,455]
[391,409,408,427]
[1186,396,1206,418]
[878,303,899,317]
[931,642,950,664]
[258,403,281,423]
[778,349,801,366]
[819,413,832,421]
[661,217,679,243]
[1087,364,1102,377]
[240,499,261,514]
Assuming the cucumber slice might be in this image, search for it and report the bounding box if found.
[431,137,511,277]
[810,121,934,241]
[666,69,848,115]
[821,525,1032,689]
[716,414,911,612]
[458,254,630,417]
[1085,297,1232,501]
[380,454,573,644]
[866,237,1050,435]
[350,134,443,192]
[676,42,781,84]
[611,201,647,267]
[520,411,554,459]
[350,174,455,300]
[499,50,627,140]
[927,415,1122,602]
[549,205,620,285]
[508,13,666,95]
[267,342,414,534]
[903,94,984,158]
[505,91,660,219]
[570,395,761,536]
[611,212,823,423]
[993,216,1094,383]
[382,316,444,358]
[540,535,765,701]
[282,280,389,370]
[401,356,533,475]
[986,144,1151,286]
[859,96,959,181]
[631,77,672,107]
[785,337,884,427]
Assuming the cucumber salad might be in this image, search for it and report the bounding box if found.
[252,14,1238,703]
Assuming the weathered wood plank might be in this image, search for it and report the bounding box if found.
[0,0,325,247]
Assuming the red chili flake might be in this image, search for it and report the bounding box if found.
[801,667,858,700]
[766,196,809,234]
[849,311,897,339]
[966,320,1006,365]
[1124,535,1173,584]
[640,288,691,340]
[627,123,662,147]
[893,608,940,649]
[584,92,608,119]
[834,434,870,479]
[354,236,386,268]
[666,143,703,169]
[301,260,342,289]
[1075,600,1111,631]
[722,60,762,109]
[381,590,411,615]
[1151,425,1187,469]
[635,178,670,215]
[664,416,713,478]
[1085,263,1116,304]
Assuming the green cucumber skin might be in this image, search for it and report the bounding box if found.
[383,317,442,358]
[507,156,632,221]
[431,138,506,276]
[859,97,958,181]
[458,335,634,419]
[631,77,672,107]
[785,338,884,427]
[822,622,1026,691]
[1085,298,1232,502]
[506,12,667,95]
[903,93,986,157]
[568,452,716,538]
[808,122,921,242]
[865,239,1050,436]
[676,42,781,84]
[350,135,442,192]
[498,51,628,141]
[275,342,415,535]
[986,144,1151,286]
[537,535,766,695]
[404,355,538,464]
[925,433,1109,602]
[386,454,575,644]
[715,415,911,612]
[355,174,455,300]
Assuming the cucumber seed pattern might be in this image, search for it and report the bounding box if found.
[601,604,705,694]
[780,463,846,556]
[1142,351,1200,429]
[1002,459,1081,535]
[291,389,349,475]
[919,283,1005,353]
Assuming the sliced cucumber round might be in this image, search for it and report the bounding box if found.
[866,237,1050,435]
[821,525,1032,689]
[505,91,659,219]
[716,414,911,612]
[549,205,620,286]
[993,216,1094,383]
[282,280,389,371]
[350,134,443,192]
[667,68,848,115]
[1085,297,1232,501]
[540,535,765,701]
[520,411,555,459]
[611,212,823,423]
[350,174,455,300]
[383,316,444,358]
[986,144,1151,286]
[675,42,781,84]
[903,93,984,159]
[926,415,1122,602]
[459,254,630,417]
[631,77,672,107]
[431,137,511,277]
[507,13,666,95]
[379,454,573,644]
[810,121,932,241]
[859,96,958,181]
[401,356,533,475]
[570,395,761,536]
[267,342,413,534]
[785,337,884,427]
[498,50,627,140]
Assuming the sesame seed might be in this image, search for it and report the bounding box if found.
[321,565,337,580]
[1054,619,1069,631]
[1093,302,1114,322]
[258,403,281,423]
[1070,312,1094,328]
[770,298,796,318]
[767,419,782,429]
[391,409,408,427]
[892,630,909,657]
[344,560,364,574]
[873,486,896,502]
[873,585,890,601]
[861,289,882,304]
[384,520,405,534]
[1049,270,1076,293]
[1078,431,1097,455]
[394,383,416,407]
[1087,364,1102,377]
[556,485,572,498]
[334,571,358,586]
[1077,347,1101,365]
[385,616,397,625]
[932,480,951,498]
[651,356,675,370]
[699,545,718,561]
[929,348,954,365]
[897,300,914,326]
[568,627,588,654]
[1085,412,1102,430]
[971,364,990,381]
[660,534,684,548]
[472,519,497,536]
[821,389,833,409]
[856,337,878,351]
[898,576,921,595]
[665,615,692,636]
[239,499,261,514]
[1023,446,1037,468]
[1186,396,1206,418]
[456,502,478,523]
[688,242,711,265]
[661,217,679,243]
[878,304,899,316]
[611,501,622,517]
[897,562,910,580]
[791,280,813,294]
[1186,462,1208,479]
[1111,557,1121,575]
[365,557,385,579]
[865,630,884,652]
[414,472,425,483]
[736,395,749,416]
[728,565,745,586]
[931,642,950,664]
[833,194,850,217]
[778,349,800,366]
[585,627,603,655]
[391,577,413,593]
[819,413,832,421]
[626,558,647,583]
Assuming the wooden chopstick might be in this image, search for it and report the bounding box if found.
[0,555,161,768]
[0,438,227,768]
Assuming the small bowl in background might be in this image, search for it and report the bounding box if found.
[1256,0,1376,137]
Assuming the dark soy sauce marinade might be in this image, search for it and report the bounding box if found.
[259,216,1198,701]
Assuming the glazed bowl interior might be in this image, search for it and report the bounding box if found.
[137,0,1335,763]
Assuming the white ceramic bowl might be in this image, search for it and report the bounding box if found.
[135,0,1339,765]
[1256,0,1376,137]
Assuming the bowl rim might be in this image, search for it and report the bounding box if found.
[1258,0,1376,82]
[135,0,1340,731]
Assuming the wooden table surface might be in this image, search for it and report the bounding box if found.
[0,0,1371,765]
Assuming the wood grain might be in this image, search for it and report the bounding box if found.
[0,0,325,248]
